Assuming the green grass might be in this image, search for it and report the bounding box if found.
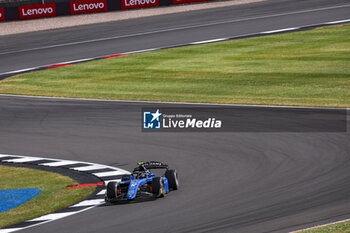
[0,24,349,107]
[0,165,95,228]
[299,221,350,233]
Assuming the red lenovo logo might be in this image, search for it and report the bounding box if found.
[19,3,56,19]
[0,8,5,21]
[122,0,158,10]
[70,0,108,15]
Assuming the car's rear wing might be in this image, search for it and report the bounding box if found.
[138,161,169,170]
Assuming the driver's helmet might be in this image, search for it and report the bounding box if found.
[138,164,146,171]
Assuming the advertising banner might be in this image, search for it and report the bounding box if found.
[19,3,56,20]
[173,0,210,4]
[122,0,158,10]
[70,0,108,15]
[0,8,5,22]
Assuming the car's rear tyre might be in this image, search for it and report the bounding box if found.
[165,169,179,190]
[152,177,165,198]
[106,181,119,202]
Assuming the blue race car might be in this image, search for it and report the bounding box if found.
[105,161,178,203]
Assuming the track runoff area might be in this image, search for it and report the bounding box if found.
[1,18,350,80]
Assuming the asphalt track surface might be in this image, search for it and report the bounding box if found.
[0,0,350,232]
[0,96,349,233]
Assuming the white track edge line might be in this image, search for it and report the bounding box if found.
[190,38,227,44]
[325,19,350,24]
[0,228,23,233]
[261,27,298,34]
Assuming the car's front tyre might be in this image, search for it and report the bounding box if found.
[165,169,179,190]
[105,181,119,203]
[152,177,165,198]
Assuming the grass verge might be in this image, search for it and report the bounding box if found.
[0,25,349,107]
[298,220,350,233]
[0,165,95,228]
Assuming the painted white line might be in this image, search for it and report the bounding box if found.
[0,228,23,233]
[128,48,160,54]
[72,164,109,171]
[261,27,298,34]
[56,58,95,65]
[3,157,50,163]
[0,154,22,158]
[40,160,81,167]
[0,57,101,76]
[70,199,105,207]
[325,19,350,24]
[1,67,37,75]
[93,171,124,177]
[290,218,350,232]
[28,212,76,222]
[190,38,227,44]
[1,3,349,57]
[97,189,106,195]
[1,68,39,76]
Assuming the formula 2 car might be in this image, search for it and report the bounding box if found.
[105,161,178,203]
